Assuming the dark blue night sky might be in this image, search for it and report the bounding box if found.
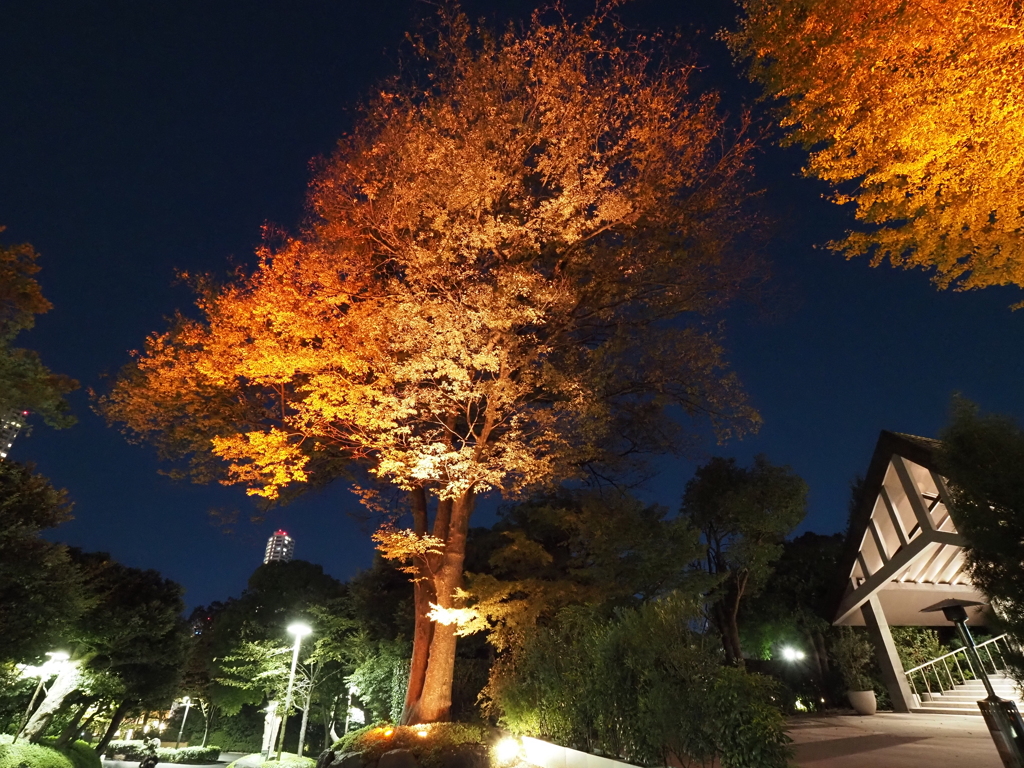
[3,0,1022,610]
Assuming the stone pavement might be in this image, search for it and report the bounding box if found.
[789,712,1003,767]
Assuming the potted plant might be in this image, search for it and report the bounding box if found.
[831,627,877,715]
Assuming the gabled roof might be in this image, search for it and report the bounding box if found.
[833,430,988,627]
[836,432,940,584]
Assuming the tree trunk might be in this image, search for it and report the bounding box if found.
[297,690,312,757]
[712,600,744,667]
[411,490,474,723]
[55,698,95,748]
[401,488,438,725]
[94,700,131,755]
[201,702,212,747]
[23,661,83,742]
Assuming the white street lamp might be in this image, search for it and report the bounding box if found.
[175,696,192,749]
[14,651,71,743]
[276,623,312,761]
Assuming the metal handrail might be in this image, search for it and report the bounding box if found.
[904,633,1011,701]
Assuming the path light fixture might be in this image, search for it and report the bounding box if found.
[922,598,1024,768]
[276,622,312,762]
[780,647,806,662]
[175,696,192,749]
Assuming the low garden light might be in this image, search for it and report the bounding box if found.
[781,647,805,662]
[494,737,522,764]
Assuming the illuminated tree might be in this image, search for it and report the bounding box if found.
[0,231,77,427]
[102,7,760,722]
[680,455,807,666]
[728,0,1024,293]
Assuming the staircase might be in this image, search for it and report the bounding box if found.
[912,671,1024,716]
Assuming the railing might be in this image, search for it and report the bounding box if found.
[904,633,1012,700]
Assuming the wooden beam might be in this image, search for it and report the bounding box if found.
[881,486,909,547]
[909,542,947,584]
[857,551,872,581]
[835,532,935,624]
[892,455,934,533]
[934,547,963,584]
[869,518,890,564]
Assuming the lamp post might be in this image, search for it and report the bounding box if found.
[923,598,1024,768]
[14,651,70,743]
[343,684,359,736]
[175,696,192,749]
[276,622,312,762]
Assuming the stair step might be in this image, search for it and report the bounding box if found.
[910,667,1024,716]
[913,706,985,716]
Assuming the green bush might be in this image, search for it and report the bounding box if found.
[487,596,792,768]
[103,740,147,759]
[0,741,74,768]
[207,703,264,753]
[39,739,101,768]
[347,638,411,724]
[103,740,220,764]
[158,745,222,763]
[334,723,490,768]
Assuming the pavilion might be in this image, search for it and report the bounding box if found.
[834,431,991,712]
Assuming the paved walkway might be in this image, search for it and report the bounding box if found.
[789,713,1003,767]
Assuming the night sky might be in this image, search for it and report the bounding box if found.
[3,1,1023,611]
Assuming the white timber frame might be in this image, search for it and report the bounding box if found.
[834,432,989,713]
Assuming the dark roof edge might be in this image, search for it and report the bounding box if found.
[831,430,942,623]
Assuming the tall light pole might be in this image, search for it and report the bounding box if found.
[14,651,70,743]
[276,622,312,762]
[175,696,192,749]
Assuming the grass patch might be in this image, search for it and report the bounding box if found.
[333,724,491,768]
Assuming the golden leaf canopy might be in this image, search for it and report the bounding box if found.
[102,7,760,502]
[729,0,1024,292]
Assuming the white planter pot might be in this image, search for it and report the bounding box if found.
[847,690,877,715]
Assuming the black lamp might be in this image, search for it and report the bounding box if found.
[922,598,1024,768]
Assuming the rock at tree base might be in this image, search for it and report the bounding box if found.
[319,751,367,768]
[379,748,419,768]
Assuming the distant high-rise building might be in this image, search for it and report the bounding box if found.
[0,411,27,461]
[264,530,295,564]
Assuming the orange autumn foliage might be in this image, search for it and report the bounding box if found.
[102,6,760,722]
[728,0,1024,294]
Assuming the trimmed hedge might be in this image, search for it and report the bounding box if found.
[0,741,73,768]
[41,739,102,768]
[161,746,222,763]
[0,738,100,768]
[104,740,221,763]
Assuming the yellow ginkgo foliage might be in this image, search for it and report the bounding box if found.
[728,0,1024,293]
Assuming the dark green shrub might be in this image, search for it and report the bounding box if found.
[103,740,147,760]
[158,745,222,763]
[0,741,74,768]
[487,595,792,768]
[39,738,101,768]
[103,741,219,764]
[208,704,263,753]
